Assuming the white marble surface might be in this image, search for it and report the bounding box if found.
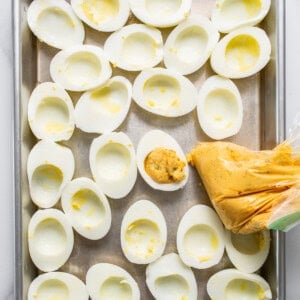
[0,0,300,299]
[0,0,15,299]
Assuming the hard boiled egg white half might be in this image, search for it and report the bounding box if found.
[207,269,272,300]
[89,132,137,199]
[197,75,243,140]
[86,263,140,300]
[210,26,271,79]
[27,140,75,208]
[61,177,111,240]
[146,253,197,300]
[121,200,167,264]
[130,0,192,28]
[211,0,271,33]
[133,68,197,117]
[71,0,130,32]
[28,82,75,142]
[75,76,132,134]
[27,0,84,50]
[104,24,163,72]
[28,272,88,300]
[177,205,225,269]
[28,209,74,272]
[164,15,219,75]
[137,130,188,191]
[50,45,112,92]
[225,230,270,273]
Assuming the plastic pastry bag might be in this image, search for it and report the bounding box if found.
[188,120,300,234]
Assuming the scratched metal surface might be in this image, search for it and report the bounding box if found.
[16,0,284,299]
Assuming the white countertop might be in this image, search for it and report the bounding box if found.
[1,1,299,299]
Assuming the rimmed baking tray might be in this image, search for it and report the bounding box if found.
[13,0,286,299]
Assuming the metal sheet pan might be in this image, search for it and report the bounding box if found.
[13,0,286,299]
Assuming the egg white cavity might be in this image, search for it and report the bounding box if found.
[133,68,197,117]
[104,24,163,71]
[210,27,271,79]
[121,200,167,264]
[212,0,271,33]
[28,209,74,272]
[27,140,75,208]
[75,76,132,134]
[225,230,270,273]
[136,130,188,191]
[146,253,197,300]
[89,132,137,199]
[61,177,112,240]
[86,263,140,300]
[71,0,130,32]
[164,16,220,75]
[50,45,112,92]
[28,82,75,141]
[197,75,243,140]
[28,272,88,300]
[177,205,225,269]
[130,0,192,28]
[207,269,272,300]
[27,0,84,49]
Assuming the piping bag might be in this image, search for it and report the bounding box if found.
[188,116,300,234]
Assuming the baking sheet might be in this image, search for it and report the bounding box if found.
[13,0,286,299]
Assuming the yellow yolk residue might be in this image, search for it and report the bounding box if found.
[91,87,121,114]
[81,0,119,24]
[125,220,159,258]
[258,286,266,300]
[214,115,223,121]
[188,140,300,233]
[211,234,219,249]
[171,99,180,107]
[71,190,88,210]
[147,99,156,108]
[225,35,260,72]
[198,255,211,262]
[243,0,262,18]
[45,122,66,134]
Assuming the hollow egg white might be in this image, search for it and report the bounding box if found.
[27,0,85,49]
[71,0,130,32]
[210,26,271,79]
[177,205,225,269]
[130,0,192,28]
[211,0,271,33]
[50,45,112,92]
[197,75,243,140]
[89,132,137,199]
[104,24,163,71]
[27,140,75,208]
[61,177,112,240]
[225,230,270,273]
[164,15,219,75]
[121,200,167,264]
[28,272,88,300]
[207,269,272,300]
[86,263,140,300]
[28,82,75,141]
[133,68,198,117]
[146,253,197,300]
[28,209,74,272]
[75,76,132,134]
